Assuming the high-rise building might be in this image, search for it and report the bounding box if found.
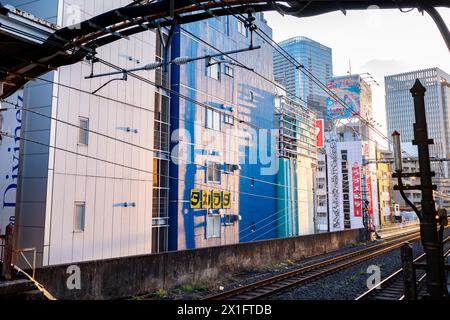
[273,36,333,119]
[385,68,450,178]
[3,0,163,266]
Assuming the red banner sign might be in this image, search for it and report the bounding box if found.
[366,176,373,218]
[315,119,324,148]
[352,163,362,217]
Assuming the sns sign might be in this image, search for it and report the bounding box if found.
[315,119,324,148]
[222,192,231,209]
[190,190,201,209]
[191,189,232,209]
[202,190,211,209]
[212,192,222,209]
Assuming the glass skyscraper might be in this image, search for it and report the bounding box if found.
[273,36,333,118]
[385,67,450,178]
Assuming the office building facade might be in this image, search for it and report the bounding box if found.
[273,36,333,119]
[385,68,450,178]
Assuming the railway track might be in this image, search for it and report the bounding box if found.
[355,236,450,300]
[205,230,425,300]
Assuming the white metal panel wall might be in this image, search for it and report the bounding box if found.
[43,0,157,265]
[297,157,315,236]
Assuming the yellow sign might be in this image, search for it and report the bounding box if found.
[190,189,201,209]
[202,190,211,209]
[212,191,222,209]
[222,192,231,209]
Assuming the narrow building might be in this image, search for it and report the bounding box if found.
[326,75,380,232]
[275,86,318,236]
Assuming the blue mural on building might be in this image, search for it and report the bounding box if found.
[169,14,278,250]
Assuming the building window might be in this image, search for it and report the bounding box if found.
[78,117,89,145]
[225,65,234,77]
[237,20,247,37]
[250,91,254,102]
[152,226,168,253]
[207,161,221,183]
[206,108,221,130]
[207,60,220,80]
[74,202,85,232]
[225,214,236,225]
[223,113,234,125]
[206,214,221,238]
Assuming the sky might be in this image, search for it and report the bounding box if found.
[264,7,450,147]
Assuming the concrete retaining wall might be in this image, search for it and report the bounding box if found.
[34,229,364,299]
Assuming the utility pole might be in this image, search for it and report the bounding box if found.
[393,79,445,299]
[411,79,445,298]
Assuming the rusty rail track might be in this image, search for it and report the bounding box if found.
[355,236,450,300]
[204,230,425,300]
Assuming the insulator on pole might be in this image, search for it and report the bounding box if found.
[172,56,192,65]
[392,130,403,172]
[143,62,163,70]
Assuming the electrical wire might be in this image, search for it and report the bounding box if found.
[0,98,315,194]
[212,0,417,159]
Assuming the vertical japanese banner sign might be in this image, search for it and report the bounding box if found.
[362,142,373,219]
[366,176,373,218]
[315,119,324,148]
[0,91,22,235]
[352,163,362,217]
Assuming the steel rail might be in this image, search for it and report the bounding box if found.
[356,236,450,300]
[204,230,430,300]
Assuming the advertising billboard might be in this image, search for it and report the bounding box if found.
[326,75,360,119]
[352,162,362,218]
[315,119,324,148]
[0,91,22,235]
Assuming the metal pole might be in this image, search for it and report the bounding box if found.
[401,242,417,300]
[2,224,14,280]
[410,79,445,298]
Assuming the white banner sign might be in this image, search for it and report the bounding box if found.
[0,91,22,235]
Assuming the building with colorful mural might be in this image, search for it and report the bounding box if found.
[169,14,278,249]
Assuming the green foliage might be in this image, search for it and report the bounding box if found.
[178,281,209,293]
[153,288,168,299]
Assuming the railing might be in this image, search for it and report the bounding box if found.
[14,248,37,279]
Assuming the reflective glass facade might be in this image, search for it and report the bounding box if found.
[273,37,333,118]
[385,68,450,178]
